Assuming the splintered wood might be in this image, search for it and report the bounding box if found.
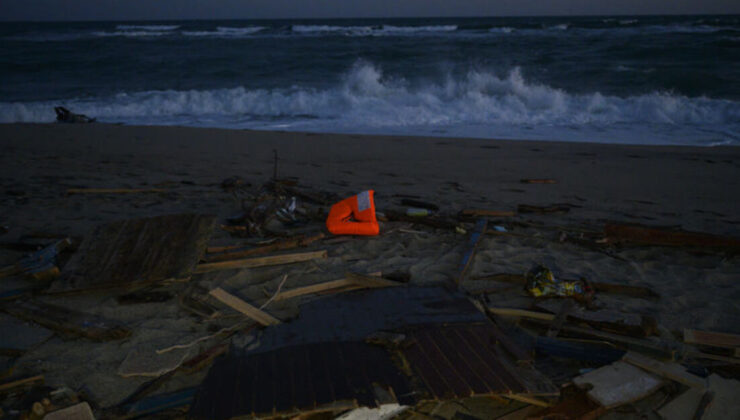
[209,288,280,326]
[195,250,327,273]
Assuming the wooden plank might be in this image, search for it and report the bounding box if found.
[517,317,676,360]
[536,300,657,338]
[0,374,44,393]
[456,218,487,285]
[520,179,557,184]
[273,272,385,301]
[344,272,403,288]
[205,233,325,262]
[684,329,740,350]
[686,351,740,365]
[517,204,570,214]
[488,307,554,321]
[209,288,280,326]
[66,188,168,194]
[604,223,740,250]
[460,209,517,218]
[3,300,131,341]
[573,361,663,409]
[195,250,327,273]
[503,393,552,407]
[623,351,707,389]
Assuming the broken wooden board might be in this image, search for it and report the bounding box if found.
[536,300,657,338]
[208,287,280,326]
[0,314,54,356]
[503,313,676,359]
[66,188,168,194]
[0,374,44,394]
[2,300,131,341]
[623,351,707,389]
[118,347,193,378]
[657,387,705,420]
[604,223,740,250]
[456,218,487,285]
[190,341,410,419]
[460,209,517,218]
[535,336,625,364]
[684,328,740,350]
[703,374,740,420]
[520,179,557,184]
[573,361,664,409]
[48,214,216,293]
[517,204,570,214]
[273,272,389,301]
[204,233,325,262]
[194,250,327,274]
[43,402,95,420]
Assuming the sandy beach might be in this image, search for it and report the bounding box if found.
[1,123,739,416]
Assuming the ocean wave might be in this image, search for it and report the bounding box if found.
[182,26,266,37]
[116,25,180,31]
[290,24,457,36]
[92,30,172,37]
[2,63,738,144]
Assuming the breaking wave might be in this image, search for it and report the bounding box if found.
[182,26,266,37]
[2,63,738,145]
[115,25,180,31]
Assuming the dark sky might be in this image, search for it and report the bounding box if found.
[3,0,739,21]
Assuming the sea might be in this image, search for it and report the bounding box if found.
[1,15,739,146]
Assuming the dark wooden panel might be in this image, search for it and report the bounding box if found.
[50,214,215,293]
[457,327,526,393]
[448,328,509,393]
[402,338,453,399]
[433,327,493,395]
[413,330,474,399]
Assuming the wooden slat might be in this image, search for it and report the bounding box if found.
[488,307,555,321]
[684,329,740,349]
[0,375,43,393]
[461,209,517,217]
[456,218,487,285]
[520,179,556,184]
[66,188,167,194]
[208,288,280,326]
[274,272,386,301]
[344,272,402,288]
[195,250,327,273]
[622,351,707,389]
[205,233,325,262]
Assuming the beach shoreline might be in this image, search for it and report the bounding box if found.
[1,122,739,411]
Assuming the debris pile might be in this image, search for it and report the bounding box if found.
[1,176,739,419]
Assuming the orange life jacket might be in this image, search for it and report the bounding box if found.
[326,190,379,236]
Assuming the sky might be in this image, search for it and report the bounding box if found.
[2,0,739,21]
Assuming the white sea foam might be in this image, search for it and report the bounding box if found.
[291,24,457,36]
[2,63,737,145]
[116,25,180,31]
[489,27,515,34]
[92,30,171,37]
[182,26,266,37]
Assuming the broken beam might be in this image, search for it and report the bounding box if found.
[195,250,327,274]
[208,288,280,326]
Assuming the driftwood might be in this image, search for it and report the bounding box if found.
[66,188,167,195]
[456,218,487,285]
[684,329,740,350]
[520,179,557,184]
[208,288,280,326]
[603,223,740,251]
[517,204,571,214]
[460,209,517,218]
[54,106,95,123]
[195,250,327,274]
[204,233,325,263]
[2,300,131,341]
